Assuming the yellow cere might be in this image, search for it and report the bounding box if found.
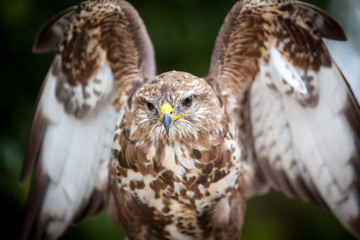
[155,103,187,121]
[161,103,173,116]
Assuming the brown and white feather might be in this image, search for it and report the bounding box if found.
[20,0,155,239]
[110,71,248,239]
[22,0,360,239]
[208,0,360,238]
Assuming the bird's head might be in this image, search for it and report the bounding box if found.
[125,71,224,146]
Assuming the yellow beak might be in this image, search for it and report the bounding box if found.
[155,103,187,137]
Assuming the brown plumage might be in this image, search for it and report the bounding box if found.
[21,0,360,239]
[110,71,246,239]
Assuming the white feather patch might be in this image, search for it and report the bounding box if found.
[212,197,230,227]
[39,59,118,227]
[252,55,359,225]
[270,47,308,94]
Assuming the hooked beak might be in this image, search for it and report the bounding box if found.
[160,103,174,137]
[156,103,186,137]
[162,112,172,137]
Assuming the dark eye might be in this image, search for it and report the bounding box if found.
[146,102,155,111]
[182,96,193,107]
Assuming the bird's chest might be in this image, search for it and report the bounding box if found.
[113,142,243,239]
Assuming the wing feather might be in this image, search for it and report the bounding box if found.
[294,1,347,41]
[32,7,76,53]
[208,0,360,238]
[20,1,155,239]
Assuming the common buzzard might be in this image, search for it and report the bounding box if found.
[20,0,360,239]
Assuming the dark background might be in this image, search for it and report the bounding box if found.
[0,0,357,239]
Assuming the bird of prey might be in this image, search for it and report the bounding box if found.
[20,0,360,239]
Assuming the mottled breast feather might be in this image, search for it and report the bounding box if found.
[111,71,248,239]
[208,0,360,238]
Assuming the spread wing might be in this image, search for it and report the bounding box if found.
[19,1,155,239]
[208,0,360,238]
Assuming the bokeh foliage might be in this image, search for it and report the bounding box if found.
[0,0,355,239]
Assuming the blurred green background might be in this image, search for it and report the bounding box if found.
[0,0,358,239]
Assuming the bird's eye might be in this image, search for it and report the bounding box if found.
[182,96,193,107]
[146,102,155,111]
